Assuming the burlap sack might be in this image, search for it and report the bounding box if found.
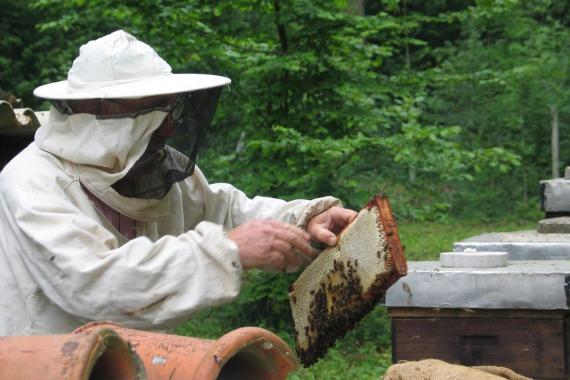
[383,359,532,380]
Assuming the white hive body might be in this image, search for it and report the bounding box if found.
[289,194,407,366]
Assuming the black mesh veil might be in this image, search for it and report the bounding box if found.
[112,86,224,199]
[171,86,223,176]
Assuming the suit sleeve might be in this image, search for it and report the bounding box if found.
[1,171,242,330]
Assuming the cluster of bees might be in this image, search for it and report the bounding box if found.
[291,196,403,367]
[295,258,367,366]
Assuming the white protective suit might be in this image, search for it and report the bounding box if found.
[0,107,339,336]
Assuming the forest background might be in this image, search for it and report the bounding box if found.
[2,0,569,378]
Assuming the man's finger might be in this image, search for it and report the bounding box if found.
[267,250,287,270]
[283,249,301,268]
[273,227,313,256]
[295,247,320,264]
[329,208,358,233]
[271,239,293,254]
[270,220,311,240]
[343,209,358,223]
[311,224,337,246]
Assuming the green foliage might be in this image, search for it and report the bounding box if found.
[235,270,297,331]
[1,3,563,376]
[5,0,549,220]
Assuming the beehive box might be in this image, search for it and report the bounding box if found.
[386,260,570,379]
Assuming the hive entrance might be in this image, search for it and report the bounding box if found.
[289,193,407,366]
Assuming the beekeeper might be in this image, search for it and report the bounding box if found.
[0,30,357,336]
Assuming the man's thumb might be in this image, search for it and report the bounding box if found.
[321,228,336,247]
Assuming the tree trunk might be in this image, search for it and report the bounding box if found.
[273,0,288,53]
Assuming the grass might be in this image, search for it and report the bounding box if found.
[173,217,537,379]
[400,218,537,261]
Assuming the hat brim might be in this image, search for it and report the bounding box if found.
[33,74,231,100]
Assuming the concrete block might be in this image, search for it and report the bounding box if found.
[538,217,570,234]
[440,251,508,268]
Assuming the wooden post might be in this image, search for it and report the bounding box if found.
[551,106,559,178]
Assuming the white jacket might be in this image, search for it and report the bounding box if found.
[0,109,339,336]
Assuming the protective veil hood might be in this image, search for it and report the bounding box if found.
[35,107,172,221]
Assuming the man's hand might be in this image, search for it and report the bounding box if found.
[228,220,315,271]
[307,206,358,246]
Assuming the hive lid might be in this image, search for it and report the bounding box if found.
[289,193,407,366]
[454,231,570,260]
[385,260,570,310]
